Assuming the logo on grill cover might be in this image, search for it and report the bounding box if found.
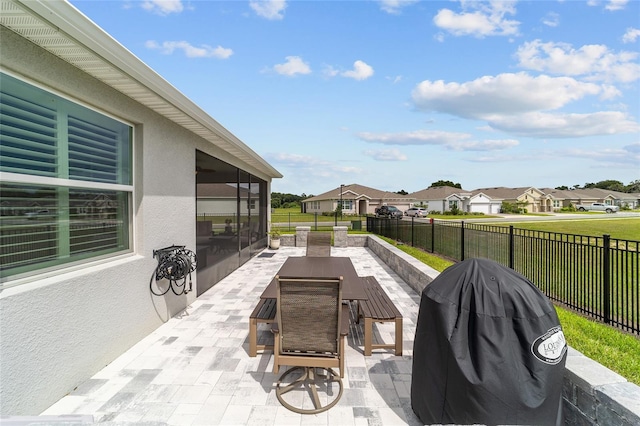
[531,326,567,364]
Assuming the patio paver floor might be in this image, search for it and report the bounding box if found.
[42,246,424,426]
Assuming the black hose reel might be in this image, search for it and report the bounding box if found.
[151,245,197,296]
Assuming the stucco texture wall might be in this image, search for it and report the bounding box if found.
[0,27,207,415]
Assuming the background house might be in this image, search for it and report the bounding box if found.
[0,0,280,415]
[541,188,636,211]
[302,183,413,215]
[467,191,504,214]
[473,187,546,213]
[410,186,472,213]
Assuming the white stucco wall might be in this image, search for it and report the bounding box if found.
[0,27,272,415]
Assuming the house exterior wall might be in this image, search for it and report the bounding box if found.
[0,26,272,415]
[304,199,336,214]
[468,194,500,214]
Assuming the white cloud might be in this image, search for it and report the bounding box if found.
[433,0,520,38]
[145,40,233,58]
[412,72,602,118]
[357,129,472,146]
[141,0,183,15]
[250,0,287,20]
[341,61,374,80]
[268,153,362,178]
[487,111,640,138]
[516,40,640,83]
[622,27,640,43]
[541,12,560,27]
[562,144,640,167]
[273,56,311,76]
[587,0,629,11]
[356,129,519,151]
[605,0,628,11]
[448,139,519,151]
[363,149,408,161]
[323,65,339,78]
[411,72,639,138]
[378,0,419,14]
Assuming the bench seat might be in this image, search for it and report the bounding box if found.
[358,276,403,356]
[249,298,276,357]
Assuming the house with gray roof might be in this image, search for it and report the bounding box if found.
[473,187,546,213]
[410,186,471,213]
[542,188,639,210]
[302,183,413,215]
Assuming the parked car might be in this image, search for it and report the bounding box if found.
[405,207,427,217]
[375,205,403,218]
[575,203,619,213]
[25,209,55,219]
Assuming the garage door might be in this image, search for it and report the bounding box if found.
[470,204,491,214]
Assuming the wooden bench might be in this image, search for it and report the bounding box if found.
[358,276,403,356]
[249,298,276,357]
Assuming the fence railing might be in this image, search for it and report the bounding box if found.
[271,212,367,231]
[367,217,640,335]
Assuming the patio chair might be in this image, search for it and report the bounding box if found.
[306,232,331,257]
[272,275,348,414]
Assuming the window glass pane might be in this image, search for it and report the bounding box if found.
[0,72,132,185]
[0,183,130,280]
[0,80,58,177]
[68,114,131,184]
[69,188,129,255]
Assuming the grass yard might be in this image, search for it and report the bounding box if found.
[494,217,640,241]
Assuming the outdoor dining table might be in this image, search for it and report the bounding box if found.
[260,256,367,301]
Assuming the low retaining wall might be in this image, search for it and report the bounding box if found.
[281,231,640,424]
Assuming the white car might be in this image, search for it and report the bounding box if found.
[405,207,427,217]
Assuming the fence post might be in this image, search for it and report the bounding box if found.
[314,212,318,231]
[411,217,415,247]
[603,234,611,324]
[509,225,514,269]
[431,218,434,253]
[460,221,465,261]
[288,212,292,231]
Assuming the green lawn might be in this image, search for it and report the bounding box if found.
[378,234,640,385]
[492,217,640,241]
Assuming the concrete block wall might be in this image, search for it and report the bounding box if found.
[279,232,640,425]
[564,348,640,425]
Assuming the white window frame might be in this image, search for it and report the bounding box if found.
[0,71,134,284]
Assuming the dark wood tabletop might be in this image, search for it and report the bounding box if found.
[260,256,367,300]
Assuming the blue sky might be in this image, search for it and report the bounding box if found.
[69,0,639,195]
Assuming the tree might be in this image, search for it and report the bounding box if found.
[271,192,306,209]
[395,189,408,195]
[625,180,640,193]
[430,180,462,189]
[593,180,625,192]
[555,185,569,190]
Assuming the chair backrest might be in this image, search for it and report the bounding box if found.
[275,276,343,355]
[306,232,331,257]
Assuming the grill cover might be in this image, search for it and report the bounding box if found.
[411,258,567,425]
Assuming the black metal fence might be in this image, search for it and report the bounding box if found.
[368,217,640,335]
[271,212,367,231]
